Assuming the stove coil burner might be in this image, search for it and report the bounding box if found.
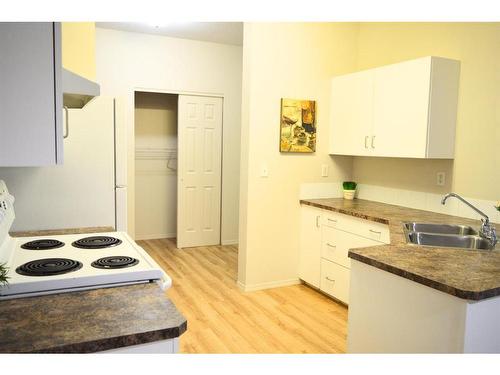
[91,256,139,269]
[72,236,122,249]
[16,258,83,276]
[21,239,65,250]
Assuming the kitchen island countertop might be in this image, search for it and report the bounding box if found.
[0,283,186,353]
[300,198,500,301]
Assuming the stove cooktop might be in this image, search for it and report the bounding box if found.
[0,232,171,299]
[0,181,171,300]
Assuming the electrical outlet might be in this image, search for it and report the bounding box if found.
[437,172,445,186]
[321,164,328,177]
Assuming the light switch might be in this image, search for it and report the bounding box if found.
[260,164,269,178]
[321,164,329,177]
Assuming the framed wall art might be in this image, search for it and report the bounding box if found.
[280,98,316,153]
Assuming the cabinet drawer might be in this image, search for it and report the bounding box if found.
[322,211,341,228]
[322,210,390,243]
[321,226,350,268]
[322,226,389,269]
[320,259,350,304]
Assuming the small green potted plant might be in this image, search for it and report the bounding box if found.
[0,263,8,288]
[495,202,500,212]
[343,181,357,200]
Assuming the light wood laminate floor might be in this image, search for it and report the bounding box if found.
[139,238,348,353]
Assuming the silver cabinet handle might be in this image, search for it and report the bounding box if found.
[364,135,369,149]
[326,277,335,283]
[328,218,337,223]
[369,229,381,234]
[327,243,336,248]
[371,135,375,149]
[63,106,69,139]
[316,215,320,228]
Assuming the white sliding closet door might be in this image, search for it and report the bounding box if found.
[177,95,223,248]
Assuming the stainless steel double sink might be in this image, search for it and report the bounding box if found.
[403,222,495,250]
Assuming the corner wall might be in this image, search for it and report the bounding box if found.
[238,23,358,290]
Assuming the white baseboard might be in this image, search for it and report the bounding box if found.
[237,278,301,292]
[134,233,176,241]
[221,239,238,245]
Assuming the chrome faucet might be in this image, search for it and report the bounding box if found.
[442,193,497,246]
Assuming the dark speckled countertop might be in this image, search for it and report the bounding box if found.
[300,198,500,301]
[0,283,187,353]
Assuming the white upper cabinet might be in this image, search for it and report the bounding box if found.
[330,56,460,159]
[329,69,373,156]
[0,22,63,166]
[372,58,432,157]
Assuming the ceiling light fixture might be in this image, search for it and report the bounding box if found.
[146,22,169,29]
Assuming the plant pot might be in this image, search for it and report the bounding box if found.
[343,189,356,200]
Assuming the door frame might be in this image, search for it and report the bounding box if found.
[128,86,225,245]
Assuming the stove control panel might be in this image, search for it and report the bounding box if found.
[0,180,15,245]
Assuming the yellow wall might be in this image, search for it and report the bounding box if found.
[62,22,96,80]
[238,22,500,289]
[238,23,358,289]
[352,23,500,201]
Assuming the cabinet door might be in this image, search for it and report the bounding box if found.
[330,70,373,156]
[372,57,431,158]
[0,23,62,166]
[299,206,322,287]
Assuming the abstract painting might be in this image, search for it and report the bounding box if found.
[280,98,316,153]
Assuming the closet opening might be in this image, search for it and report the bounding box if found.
[134,91,178,241]
[134,91,224,248]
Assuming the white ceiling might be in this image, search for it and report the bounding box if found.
[96,22,243,46]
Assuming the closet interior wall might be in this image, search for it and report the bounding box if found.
[134,92,178,240]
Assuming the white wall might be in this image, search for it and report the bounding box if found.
[135,92,178,240]
[95,28,243,242]
[238,23,358,290]
[0,97,116,232]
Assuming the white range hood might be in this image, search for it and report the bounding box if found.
[62,68,100,108]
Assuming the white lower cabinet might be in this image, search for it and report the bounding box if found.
[100,338,179,353]
[298,205,322,288]
[299,205,390,304]
[320,259,351,304]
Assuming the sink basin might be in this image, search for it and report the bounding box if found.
[404,222,478,236]
[407,232,494,250]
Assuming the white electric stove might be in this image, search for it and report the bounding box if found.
[0,180,171,300]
